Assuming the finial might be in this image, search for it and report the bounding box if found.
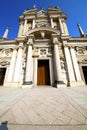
[55,6,59,9]
[77,24,86,37]
[41,7,44,10]
[33,5,36,9]
[3,27,9,39]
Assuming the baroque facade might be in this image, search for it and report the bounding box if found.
[0,6,87,88]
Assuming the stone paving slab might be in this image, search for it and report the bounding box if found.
[0,86,87,130]
[7,124,87,130]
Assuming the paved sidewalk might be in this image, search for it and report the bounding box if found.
[0,86,87,130]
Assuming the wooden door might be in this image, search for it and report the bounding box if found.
[37,60,50,85]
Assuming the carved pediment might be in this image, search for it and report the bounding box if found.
[37,10,48,18]
[75,46,87,54]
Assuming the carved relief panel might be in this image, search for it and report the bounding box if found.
[33,47,52,57]
[75,46,87,55]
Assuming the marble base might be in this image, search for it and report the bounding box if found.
[55,80,66,88]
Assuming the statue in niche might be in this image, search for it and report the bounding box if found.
[60,58,66,71]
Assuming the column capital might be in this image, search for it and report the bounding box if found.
[52,37,59,45]
[27,38,33,46]
[12,47,17,51]
[18,42,24,49]
[68,45,75,49]
[63,43,69,48]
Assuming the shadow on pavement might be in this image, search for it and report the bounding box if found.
[0,121,9,130]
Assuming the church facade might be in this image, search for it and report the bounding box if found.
[0,6,87,88]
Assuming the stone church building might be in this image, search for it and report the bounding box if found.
[0,6,87,88]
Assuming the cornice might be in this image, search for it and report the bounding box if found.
[68,37,87,42]
[15,36,27,43]
[23,8,37,15]
[0,39,16,44]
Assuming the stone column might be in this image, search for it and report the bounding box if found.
[53,38,65,87]
[25,39,33,84]
[32,19,35,29]
[13,43,23,82]
[70,47,82,81]
[7,48,17,82]
[64,44,76,86]
[23,19,27,35]
[50,18,54,28]
[59,18,64,34]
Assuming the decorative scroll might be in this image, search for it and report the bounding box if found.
[1,49,12,57]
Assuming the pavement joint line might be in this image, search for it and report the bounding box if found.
[0,89,28,118]
[59,89,87,119]
[6,123,87,126]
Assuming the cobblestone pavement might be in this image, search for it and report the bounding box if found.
[0,86,87,130]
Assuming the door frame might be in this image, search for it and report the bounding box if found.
[37,59,50,85]
[79,64,87,85]
[0,67,6,86]
[82,65,87,84]
[33,58,54,86]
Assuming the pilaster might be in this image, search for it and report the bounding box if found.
[63,41,76,86]
[62,20,69,35]
[59,18,64,34]
[7,48,17,82]
[18,21,24,37]
[23,19,27,35]
[70,46,84,86]
[50,18,54,28]
[32,19,35,29]
[25,38,33,86]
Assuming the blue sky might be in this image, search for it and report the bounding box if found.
[0,0,87,39]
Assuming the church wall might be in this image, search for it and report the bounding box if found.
[0,6,87,88]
